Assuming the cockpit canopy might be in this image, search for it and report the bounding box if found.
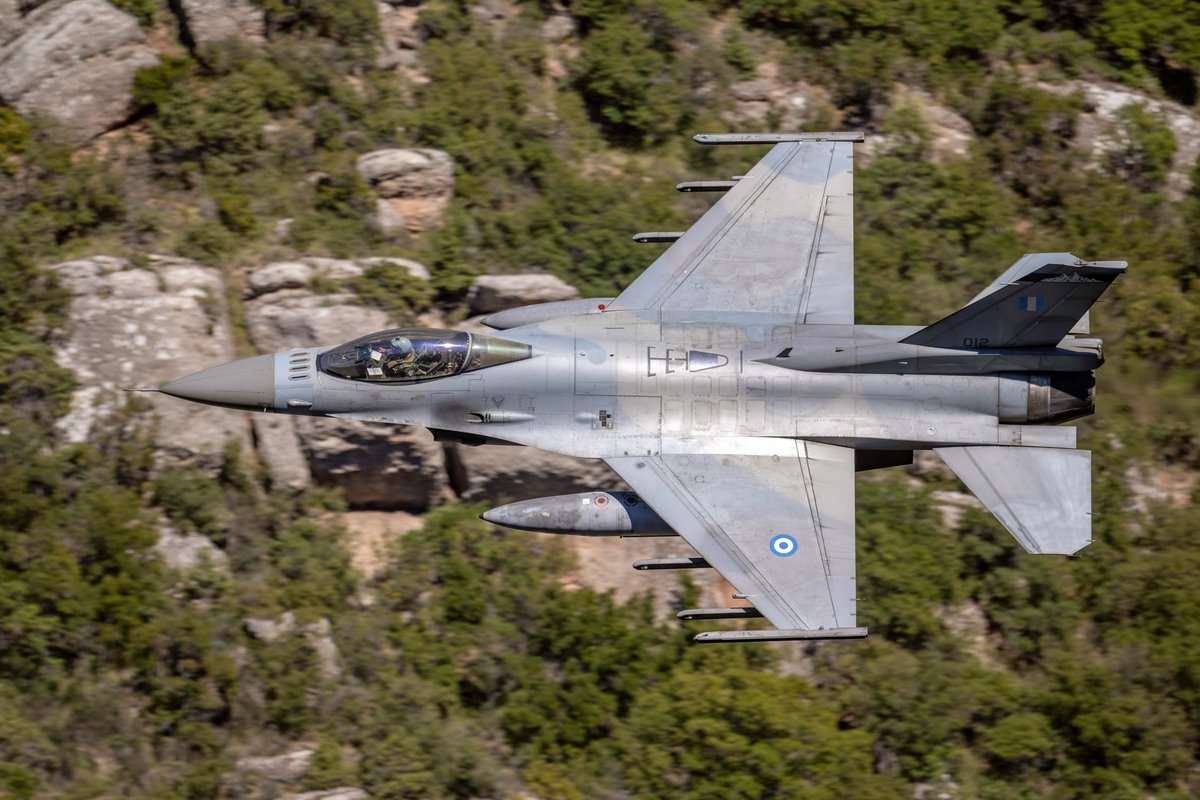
[318,328,532,383]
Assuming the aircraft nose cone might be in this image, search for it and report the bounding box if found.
[160,354,276,410]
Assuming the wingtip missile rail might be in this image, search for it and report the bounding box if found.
[632,231,684,243]
[693,131,866,145]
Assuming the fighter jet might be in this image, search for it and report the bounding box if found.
[157,132,1125,642]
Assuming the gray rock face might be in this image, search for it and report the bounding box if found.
[466,273,580,315]
[245,289,390,353]
[1042,80,1200,198]
[356,149,455,233]
[52,255,251,471]
[283,789,369,800]
[242,261,448,509]
[234,749,314,784]
[175,0,265,47]
[725,61,833,132]
[155,526,228,571]
[296,417,449,511]
[0,1,22,47]
[0,0,159,142]
[449,446,626,503]
[252,415,312,491]
[242,612,341,678]
[245,256,430,300]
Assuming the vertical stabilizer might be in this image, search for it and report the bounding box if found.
[902,257,1126,348]
[935,446,1092,554]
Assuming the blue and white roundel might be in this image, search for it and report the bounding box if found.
[770,534,798,557]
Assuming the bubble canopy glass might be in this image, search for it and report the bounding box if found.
[318,328,532,383]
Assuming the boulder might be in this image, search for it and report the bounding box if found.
[539,12,575,41]
[244,610,297,643]
[375,1,423,74]
[355,149,455,233]
[52,255,251,471]
[0,0,159,142]
[360,256,431,281]
[283,789,369,800]
[155,526,228,571]
[242,612,341,678]
[246,258,371,299]
[889,84,975,162]
[252,415,312,491]
[244,289,390,353]
[235,749,314,784]
[466,274,579,315]
[174,0,265,48]
[724,61,833,132]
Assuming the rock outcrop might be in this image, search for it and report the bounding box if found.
[355,149,455,233]
[448,446,626,503]
[233,749,314,784]
[466,273,580,315]
[0,0,159,142]
[376,1,424,76]
[243,258,451,508]
[283,789,370,800]
[52,255,251,470]
[174,0,265,49]
[243,612,341,679]
[155,526,229,571]
[1042,80,1200,198]
[295,417,451,511]
[725,60,835,131]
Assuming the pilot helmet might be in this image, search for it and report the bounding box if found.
[390,335,414,355]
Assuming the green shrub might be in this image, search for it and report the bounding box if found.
[351,260,435,323]
[132,56,194,110]
[1104,102,1177,191]
[0,108,29,175]
[256,0,380,45]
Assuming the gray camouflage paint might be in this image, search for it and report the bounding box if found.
[159,132,1122,641]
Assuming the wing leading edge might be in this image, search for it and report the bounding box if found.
[606,440,860,637]
[608,134,859,323]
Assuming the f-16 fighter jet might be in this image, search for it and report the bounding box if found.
[157,132,1125,642]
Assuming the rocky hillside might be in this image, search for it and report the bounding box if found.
[3,1,1200,798]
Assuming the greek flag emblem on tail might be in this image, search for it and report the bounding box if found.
[1019,296,1045,312]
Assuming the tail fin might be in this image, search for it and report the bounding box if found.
[902,255,1126,348]
[935,446,1091,554]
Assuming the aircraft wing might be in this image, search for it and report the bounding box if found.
[605,440,859,635]
[608,135,857,323]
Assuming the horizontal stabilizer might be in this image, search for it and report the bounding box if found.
[936,446,1092,554]
[903,258,1126,348]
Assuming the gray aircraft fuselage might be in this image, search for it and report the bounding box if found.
[156,131,1119,642]
[162,308,1090,460]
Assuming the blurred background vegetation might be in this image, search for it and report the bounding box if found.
[2,0,1200,797]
